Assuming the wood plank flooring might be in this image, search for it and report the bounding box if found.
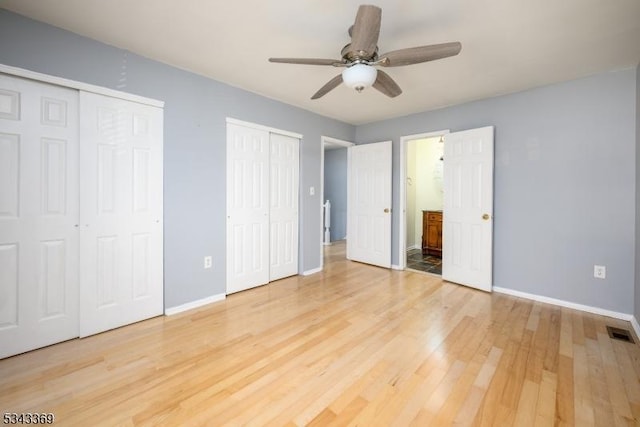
[1,241,640,426]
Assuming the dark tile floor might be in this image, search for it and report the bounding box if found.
[406,248,442,275]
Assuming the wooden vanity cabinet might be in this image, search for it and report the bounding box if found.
[421,210,443,257]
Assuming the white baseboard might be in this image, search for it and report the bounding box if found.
[493,287,633,321]
[391,264,403,271]
[631,316,640,339]
[165,293,226,316]
[303,267,322,276]
[406,244,420,251]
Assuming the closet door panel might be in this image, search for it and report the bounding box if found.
[269,133,299,281]
[0,74,79,359]
[79,91,163,337]
[226,123,270,294]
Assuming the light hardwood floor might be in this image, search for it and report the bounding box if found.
[1,241,640,426]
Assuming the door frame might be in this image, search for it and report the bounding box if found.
[319,136,354,270]
[0,64,164,108]
[398,129,449,270]
[226,118,303,140]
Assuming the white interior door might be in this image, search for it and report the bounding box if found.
[442,126,494,292]
[347,141,392,268]
[79,91,164,337]
[0,74,79,358]
[269,133,299,281]
[226,123,270,293]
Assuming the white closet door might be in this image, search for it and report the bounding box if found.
[0,74,79,358]
[79,91,163,337]
[269,133,299,281]
[226,123,270,294]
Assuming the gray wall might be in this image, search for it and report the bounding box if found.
[2,10,638,316]
[323,148,348,241]
[356,69,637,314]
[635,63,640,322]
[0,10,355,309]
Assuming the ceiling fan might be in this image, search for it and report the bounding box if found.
[269,4,461,99]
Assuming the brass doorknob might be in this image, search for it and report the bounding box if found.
[482,213,491,220]
[384,208,390,213]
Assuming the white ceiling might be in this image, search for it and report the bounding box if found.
[2,0,639,125]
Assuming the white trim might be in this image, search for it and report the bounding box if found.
[631,316,640,340]
[398,130,449,270]
[391,264,403,271]
[320,136,355,271]
[226,117,303,139]
[302,267,322,276]
[165,293,226,316]
[493,287,633,321]
[0,64,164,107]
[323,136,355,149]
[320,138,325,270]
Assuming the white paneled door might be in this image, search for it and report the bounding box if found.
[442,126,494,292]
[227,123,270,293]
[0,74,79,359]
[79,91,164,337]
[347,141,392,268]
[226,122,300,294]
[269,133,299,281]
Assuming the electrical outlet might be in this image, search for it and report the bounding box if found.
[204,256,213,269]
[594,265,606,279]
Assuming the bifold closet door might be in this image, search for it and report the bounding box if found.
[0,74,79,359]
[79,91,163,337]
[226,123,270,294]
[226,123,300,294]
[269,133,299,281]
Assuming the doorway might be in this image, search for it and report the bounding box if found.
[399,130,449,273]
[404,135,445,275]
[320,136,353,269]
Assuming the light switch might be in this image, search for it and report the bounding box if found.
[309,186,315,196]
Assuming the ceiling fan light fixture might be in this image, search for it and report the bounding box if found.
[342,63,377,93]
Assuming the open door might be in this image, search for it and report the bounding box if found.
[442,126,494,292]
[347,141,392,268]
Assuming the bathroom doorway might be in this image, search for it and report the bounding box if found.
[401,132,447,275]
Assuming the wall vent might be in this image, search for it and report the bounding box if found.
[606,326,635,343]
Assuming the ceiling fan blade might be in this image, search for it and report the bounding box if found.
[349,5,381,58]
[380,42,462,67]
[372,70,402,98]
[269,58,342,66]
[311,74,343,99]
